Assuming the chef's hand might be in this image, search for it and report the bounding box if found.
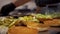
[12,0,31,7]
[0,0,31,16]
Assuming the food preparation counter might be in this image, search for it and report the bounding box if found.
[38,27,60,34]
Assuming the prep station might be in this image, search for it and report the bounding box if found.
[0,0,60,34]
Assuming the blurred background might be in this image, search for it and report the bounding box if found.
[0,0,60,16]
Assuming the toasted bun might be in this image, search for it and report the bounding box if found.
[8,26,38,34]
